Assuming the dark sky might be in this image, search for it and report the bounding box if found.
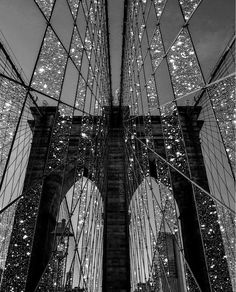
[0,0,234,97]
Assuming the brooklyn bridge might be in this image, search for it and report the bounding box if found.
[0,0,235,291]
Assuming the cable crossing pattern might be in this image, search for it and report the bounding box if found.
[0,0,235,291]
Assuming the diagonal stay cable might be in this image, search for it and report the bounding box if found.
[0,73,94,117]
[124,72,235,123]
[125,126,235,214]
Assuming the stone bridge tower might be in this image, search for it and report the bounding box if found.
[1,106,231,292]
